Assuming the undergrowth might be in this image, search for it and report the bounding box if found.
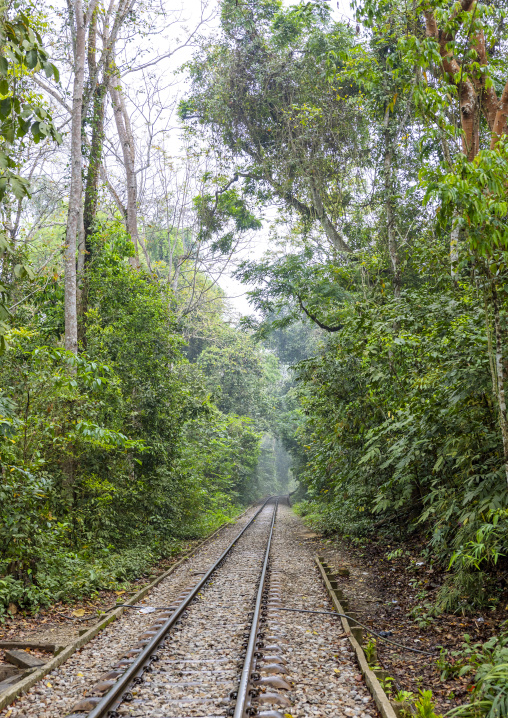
[0,506,241,619]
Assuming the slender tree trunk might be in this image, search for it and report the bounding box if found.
[450,212,460,283]
[77,10,107,343]
[383,107,399,295]
[490,281,508,487]
[460,86,479,161]
[76,203,85,312]
[109,74,140,268]
[172,257,182,293]
[83,7,107,256]
[83,84,106,254]
[64,0,88,355]
[168,230,174,285]
[78,80,105,337]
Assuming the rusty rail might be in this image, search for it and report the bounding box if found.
[82,496,277,718]
[231,498,279,718]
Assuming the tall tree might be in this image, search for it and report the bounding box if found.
[64,0,97,354]
[181,0,368,255]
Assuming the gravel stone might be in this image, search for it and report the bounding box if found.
[1,502,379,718]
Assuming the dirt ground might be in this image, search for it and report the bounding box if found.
[310,533,508,714]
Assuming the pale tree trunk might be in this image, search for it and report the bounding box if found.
[450,212,461,283]
[442,139,460,283]
[172,257,182,293]
[490,282,508,487]
[76,203,85,311]
[383,107,399,295]
[109,75,140,268]
[64,0,89,354]
[308,179,350,253]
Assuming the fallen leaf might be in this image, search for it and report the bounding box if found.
[115,591,125,596]
[72,609,86,617]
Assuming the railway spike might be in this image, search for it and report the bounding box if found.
[254,676,292,690]
[255,691,291,707]
[68,697,102,713]
[259,662,290,675]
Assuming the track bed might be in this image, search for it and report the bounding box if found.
[1,501,377,718]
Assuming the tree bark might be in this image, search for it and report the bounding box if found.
[424,8,478,159]
[490,282,508,487]
[491,79,508,149]
[308,180,350,253]
[83,84,106,253]
[423,6,507,156]
[83,8,107,258]
[76,203,85,314]
[450,211,460,283]
[109,74,140,268]
[383,107,399,294]
[64,0,89,355]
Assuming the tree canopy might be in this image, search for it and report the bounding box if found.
[3,7,508,707]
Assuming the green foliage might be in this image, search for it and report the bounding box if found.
[196,332,277,423]
[413,690,442,718]
[445,633,508,718]
[363,637,377,665]
[0,223,273,610]
[409,601,436,630]
[423,141,508,263]
[0,9,61,170]
[291,275,508,608]
[177,411,261,509]
[0,541,183,620]
[449,511,507,573]
[181,0,508,618]
[181,0,368,250]
[0,2,62,352]
[193,188,262,249]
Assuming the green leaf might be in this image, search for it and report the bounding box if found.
[25,49,38,69]
[9,175,30,199]
[0,98,11,120]
[3,123,15,143]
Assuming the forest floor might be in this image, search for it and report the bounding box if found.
[313,534,508,714]
[0,540,201,668]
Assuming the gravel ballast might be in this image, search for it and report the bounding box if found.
[1,502,379,718]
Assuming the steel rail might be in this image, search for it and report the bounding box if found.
[85,496,277,718]
[232,498,279,718]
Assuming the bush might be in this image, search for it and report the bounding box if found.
[448,633,508,718]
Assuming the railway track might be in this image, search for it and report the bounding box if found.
[68,497,287,718]
[2,500,376,718]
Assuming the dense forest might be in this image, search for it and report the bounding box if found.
[2,0,508,682]
[180,0,508,618]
